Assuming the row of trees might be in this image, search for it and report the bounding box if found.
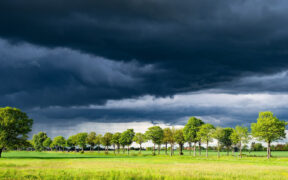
[0,106,287,159]
[31,112,287,159]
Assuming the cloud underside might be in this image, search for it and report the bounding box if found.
[1,0,288,137]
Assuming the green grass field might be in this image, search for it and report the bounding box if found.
[1,150,288,179]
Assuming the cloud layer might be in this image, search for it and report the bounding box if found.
[1,0,288,137]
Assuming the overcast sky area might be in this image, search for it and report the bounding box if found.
[1,0,288,138]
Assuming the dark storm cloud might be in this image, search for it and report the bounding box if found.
[2,0,288,97]
[0,39,155,108]
[2,0,288,131]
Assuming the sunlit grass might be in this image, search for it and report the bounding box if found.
[1,151,288,179]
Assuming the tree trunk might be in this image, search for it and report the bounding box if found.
[179,144,183,155]
[267,141,271,159]
[240,142,242,158]
[193,143,196,157]
[0,148,2,158]
[128,145,130,155]
[165,143,167,155]
[140,144,142,154]
[217,142,220,158]
[113,145,116,154]
[98,145,100,153]
[189,142,192,155]
[227,147,229,156]
[206,141,208,158]
[117,145,120,154]
[158,144,160,155]
[122,145,125,154]
[199,141,201,156]
[153,144,155,155]
[170,144,173,156]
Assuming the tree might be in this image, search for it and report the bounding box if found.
[0,107,33,158]
[120,129,135,155]
[95,134,102,153]
[67,135,77,152]
[251,111,287,159]
[101,132,113,153]
[43,137,52,151]
[213,127,224,158]
[220,128,233,155]
[163,128,171,155]
[183,117,204,156]
[175,128,185,155]
[87,132,96,151]
[197,124,215,157]
[167,127,176,156]
[230,126,249,158]
[32,132,48,152]
[52,136,66,151]
[145,126,164,155]
[133,133,147,154]
[76,133,88,152]
[111,133,121,154]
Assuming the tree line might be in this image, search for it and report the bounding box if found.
[0,107,287,159]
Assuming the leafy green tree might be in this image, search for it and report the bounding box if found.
[120,129,135,155]
[133,133,147,154]
[52,136,66,151]
[87,132,96,151]
[251,111,287,159]
[167,127,176,156]
[220,128,233,155]
[95,134,102,153]
[32,132,48,152]
[197,124,215,157]
[183,117,204,156]
[0,107,33,158]
[145,126,164,155]
[101,132,113,153]
[76,133,88,152]
[213,127,224,158]
[175,128,185,155]
[163,128,171,155]
[67,135,77,152]
[43,137,52,151]
[111,133,121,154]
[230,126,249,158]
[251,142,264,151]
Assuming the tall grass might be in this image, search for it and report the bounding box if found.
[1,151,288,179]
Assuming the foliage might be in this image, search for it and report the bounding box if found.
[32,132,48,152]
[251,111,287,143]
[86,132,96,150]
[0,107,33,157]
[133,133,147,146]
[183,117,204,143]
[52,136,66,150]
[219,128,233,150]
[145,126,164,145]
[43,138,52,149]
[76,133,88,150]
[197,124,215,143]
[120,129,135,147]
[101,132,113,147]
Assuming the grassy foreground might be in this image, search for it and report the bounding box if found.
[1,151,288,180]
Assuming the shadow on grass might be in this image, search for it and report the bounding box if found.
[1,154,148,160]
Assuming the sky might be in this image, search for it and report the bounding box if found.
[1,0,288,138]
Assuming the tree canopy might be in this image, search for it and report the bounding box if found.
[0,107,33,158]
[251,111,287,158]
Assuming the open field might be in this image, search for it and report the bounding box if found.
[1,151,288,179]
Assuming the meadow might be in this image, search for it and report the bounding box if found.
[1,150,288,180]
